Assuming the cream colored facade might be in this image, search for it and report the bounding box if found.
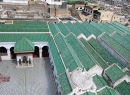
[93,11,128,24]
[100,11,113,23]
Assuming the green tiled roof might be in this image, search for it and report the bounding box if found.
[111,33,130,52]
[14,38,34,52]
[93,74,108,90]
[82,92,96,95]
[90,21,106,33]
[0,21,49,32]
[79,38,108,69]
[101,34,130,62]
[65,33,96,70]
[104,23,124,35]
[49,22,60,36]
[88,38,124,69]
[65,21,81,36]
[59,73,72,95]
[125,71,130,77]
[0,33,51,42]
[48,37,65,75]
[97,87,117,95]
[54,33,83,72]
[98,23,114,34]
[105,64,125,83]
[111,23,128,34]
[74,22,91,37]
[82,21,101,36]
[123,34,130,42]
[67,0,85,3]
[112,22,130,34]
[115,80,130,95]
[57,22,70,36]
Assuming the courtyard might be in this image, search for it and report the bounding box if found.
[0,58,57,95]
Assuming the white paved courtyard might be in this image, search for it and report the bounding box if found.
[0,58,57,95]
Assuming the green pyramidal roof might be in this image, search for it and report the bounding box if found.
[14,38,34,53]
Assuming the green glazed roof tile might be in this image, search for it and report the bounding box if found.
[97,87,117,95]
[48,37,65,75]
[49,22,60,36]
[14,38,34,52]
[57,22,70,36]
[0,21,49,32]
[74,21,91,37]
[80,38,108,69]
[105,64,125,83]
[82,21,101,36]
[65,21,81,36]
[111,33,130,52]
[54,33,83,72]
[101,34,130,62]
[115,80,130,95]
[93,74,108,90]
[0,33,51,42]
[59,73,72,95]
[82,92,96,95]
[88,38,124,69]
[65,33,96,70]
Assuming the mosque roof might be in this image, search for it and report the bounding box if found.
[14,38,34,53]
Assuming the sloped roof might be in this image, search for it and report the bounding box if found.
[88,38,124,69]
[111,33,130,52]
[80,37,108,69]
[97,87,117,95]
[49,22,60,36]
[104,22,124,35]
[48,37,65,75]
[93,74,108,90]
[59,73,72,95]
[0,33,51,42]
[123,34,130,42]
[0,21,49,32]
[101,33,130,62]
[112,22,130,34]
[82,92,96,95]
[74,21,91,37]
[65,21,81,37]
[66,0,85,3]
[54,33,83,72]
[115,80,130,95]
[90,21,107,33]
[14,38,34,53]
[57,22,70,36]
[105,64,125,83]
[65,33,96,70]
[98,23,114,34]
[82,21,101,36]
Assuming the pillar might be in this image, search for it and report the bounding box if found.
[39,47,42,58]
[7,48,11,59]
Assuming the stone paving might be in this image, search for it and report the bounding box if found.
[0,58,57,95]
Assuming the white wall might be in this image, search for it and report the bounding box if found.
[3,0,28,4]
[114,75,130,87]
[88,65,103,76]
